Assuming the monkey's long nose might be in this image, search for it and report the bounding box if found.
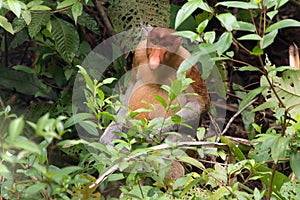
[149,48,165,69]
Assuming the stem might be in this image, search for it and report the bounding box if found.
[267,163,277,200]
[249,9,259,34]
[232,37,253,55]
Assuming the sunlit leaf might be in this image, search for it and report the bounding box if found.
[266,19,300,33]
[216,13,239,31]
[290,152,300,179]
[0,16,14,34]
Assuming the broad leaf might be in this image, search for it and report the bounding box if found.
[216,13,239,31]
[271,136,290,163]
[72,2,83,24]
[56,0,77,9]
[236,21,255,32]
[266,19,300,33]
[238,34,262,41]
[216,1,259,9]
[178,155,205,170]
[261,70,300,118]
[8,116,24,141]
[290,152,300,179]
[0,16,14,34]
[13,136,41,154]
[8,0,21,18]
[0,68,56,99]
[254,165,289,194]
[239,86,267,110]
[28,13,50,38]
[217,32,232,55]
[221,136,246,161]
[52,18,79,63]
[261,30,278,49]
[175,0,213,29]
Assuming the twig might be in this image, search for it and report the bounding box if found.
[91,0,115,36]
[91,141,227,188]
[221,97,258,136]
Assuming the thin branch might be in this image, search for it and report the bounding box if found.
[221,97,258,136]
[91,141,227,187]
[91,0,115,36]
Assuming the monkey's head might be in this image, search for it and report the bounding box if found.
[146,27,182,70]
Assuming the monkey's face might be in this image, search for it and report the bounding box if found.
[146,28,182,70]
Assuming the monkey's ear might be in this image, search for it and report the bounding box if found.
[140,23,153,36]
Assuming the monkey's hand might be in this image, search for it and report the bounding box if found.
[159,100,202,142]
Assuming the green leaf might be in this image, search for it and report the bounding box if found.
[175,0,213,29]
[8,0,21,18]
[72,2,83,24]
[236,21,255,32]
[238,34,262,41]
[171,114,182,124]
[57,0,77,9]
[266,19,300,33]
[175,31,199,41]
[24,183,48,195]
[196,19,209,34]
[0,16,14,34]
[239,86,267,110]
[27,0,43,8]
[0,68,56,99]
[290,152,300,179]
[260,70,300,118]
[64,112,93,129]
[12,65,36,74]
[216,13,239,31]
[204,31,215,43]
[178,155,205,170]
[13,136,41,154]
[51,166,82,182]
[154,95,167,108]
[28,13,50,38]
[217,32,232,55]
[251,45,264,55]
[216,1,259,9]
[52,18,79,63]
[207,186,230,200]
[271,136,290,163]
[267,10,278,20]
[76,65,94,92]
[0,164,13,179]
[221,136,246,161]
[21,10,31,25]
[238,66,261,72]
[178,51,203,73]
[255,165,289,193]
[29,5,52,11]
[173,175,191,189]
[8,116,24,141]
[102,77,116,85]
[252,101,277,112]
[261,30,278,49]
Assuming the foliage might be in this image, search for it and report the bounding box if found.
[1,0,300,199]
[0,0,96,118]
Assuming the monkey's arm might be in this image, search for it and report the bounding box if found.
[161,100,202,142]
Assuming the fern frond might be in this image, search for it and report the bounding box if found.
[28,13,50,38]
[52,18,79,63]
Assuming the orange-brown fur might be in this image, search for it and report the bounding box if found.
[129,83,184,120]
[129,27,209,120]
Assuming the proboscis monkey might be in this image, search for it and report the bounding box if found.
[100,27,209,144]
